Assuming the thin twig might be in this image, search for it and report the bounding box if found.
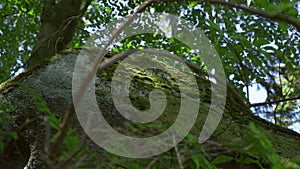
[172,131,184,169]
[250,96,300,107]
[146,157,159,169]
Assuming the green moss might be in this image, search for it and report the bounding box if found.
[2,50,300,167]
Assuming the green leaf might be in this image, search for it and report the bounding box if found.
[191,153,201,169]
[188,1,198,7]
[211,155,234,164]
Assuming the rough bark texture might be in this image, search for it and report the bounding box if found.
[27,0,91,69]
[1,50,300,168]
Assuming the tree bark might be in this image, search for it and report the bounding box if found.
[27,0,91,69]
[1,51,300,168]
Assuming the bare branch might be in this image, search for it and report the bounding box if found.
[207,0,300,31]
[250,96,300,107]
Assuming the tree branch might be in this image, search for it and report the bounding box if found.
[164,0,300,31]
[207,0,300,31]
[250,96,300,107]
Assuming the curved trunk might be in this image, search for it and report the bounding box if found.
[1,51,300,169]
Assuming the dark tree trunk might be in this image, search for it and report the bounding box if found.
[27,0,91,69]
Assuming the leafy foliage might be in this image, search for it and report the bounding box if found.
[0,0,42,81]
[48,122,300,168]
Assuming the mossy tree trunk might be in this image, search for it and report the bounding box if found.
[0,51,300,169]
